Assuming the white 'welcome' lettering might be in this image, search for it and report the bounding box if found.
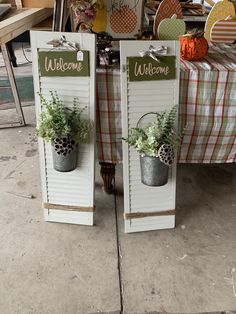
[44,57,83,72]
[134,62,170,77]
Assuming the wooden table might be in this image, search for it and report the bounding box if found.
[0,7,52,127]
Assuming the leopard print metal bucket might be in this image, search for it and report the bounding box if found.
[51,138,78,172]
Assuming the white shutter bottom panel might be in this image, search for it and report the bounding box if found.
[31,31,96,225]
[44,209,93,226]
[120,40,180,233]
[124,215,175,233]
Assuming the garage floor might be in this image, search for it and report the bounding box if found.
[0,47,236,314]
[0,105,236,314]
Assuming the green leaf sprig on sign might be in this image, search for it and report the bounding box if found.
[38,51,90,77]
[128,56,176,82]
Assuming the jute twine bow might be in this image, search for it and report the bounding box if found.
[139,45,168,62]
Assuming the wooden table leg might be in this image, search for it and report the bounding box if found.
[6,42,17,68]
[1,43,25,126]
[99,162,116,194]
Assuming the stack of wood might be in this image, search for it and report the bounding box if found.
[181,0,205,16]
[145,0,205,16]
[145,0,161,12]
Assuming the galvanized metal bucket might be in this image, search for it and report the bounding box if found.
[136,112,169,186]
[51,138,78,172]
[140,155,169,186]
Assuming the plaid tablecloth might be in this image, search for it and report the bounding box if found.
[96,68,122,163]
[96,44,236,164]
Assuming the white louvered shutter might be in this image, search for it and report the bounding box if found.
[120,40,180,233]
[31,31,96,225]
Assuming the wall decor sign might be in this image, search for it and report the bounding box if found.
[38,50,90,77]
[31,31,96,226]
[121,40,180,233]
[92,0,144,38]
[128,56,176,82]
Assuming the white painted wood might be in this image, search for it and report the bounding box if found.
[124,215,175,233]
[44,209,93,225]
[0,8,52,45]
[120,40,180,233]
[31,31,96,225]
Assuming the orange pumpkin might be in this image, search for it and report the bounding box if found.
[179,29,208,61]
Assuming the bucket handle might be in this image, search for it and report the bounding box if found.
[136,112,159,128]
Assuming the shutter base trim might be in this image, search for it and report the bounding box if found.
[43,202,94,212]
[124,209,175,220]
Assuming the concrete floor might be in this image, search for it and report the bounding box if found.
[0,107,121,314]
[0,105,236,314]
[116,163,236,313]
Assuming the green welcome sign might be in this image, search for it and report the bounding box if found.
[38,51,90,77]
[128,56,176,82]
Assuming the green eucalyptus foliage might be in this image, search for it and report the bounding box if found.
[123,106,181,156]
[36,91,93,143]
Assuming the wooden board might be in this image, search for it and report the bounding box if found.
[210,19,236,43]
[31,31,96,225]
[32,16,52,30]
[120,40,180,233]
[158,18,186,40]
[22,0,54,7]
[205,0,215,7]
[204,0,235,41]
[0,8,52,44]
[153,0,183,36]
